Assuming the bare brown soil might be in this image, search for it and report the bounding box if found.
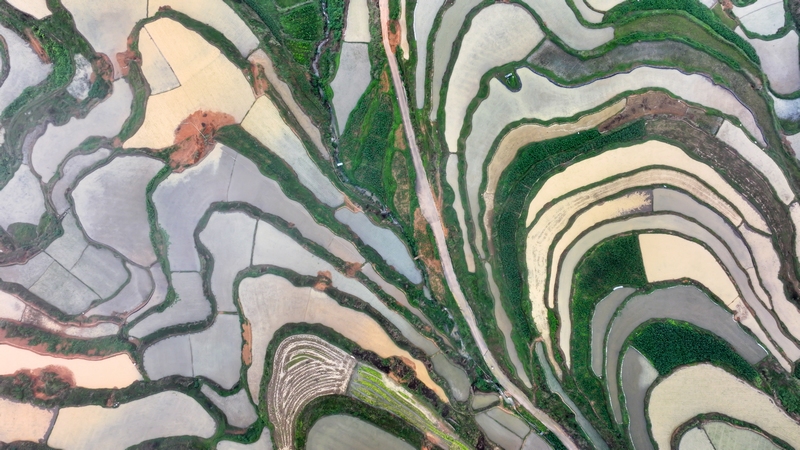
[343,195,362,213]
[599,92,687,132]
[24,29,48,63]
[12,365,76,400]
[413,209,445,300]
[394,125,406,150]
[344,262,362,278]
[380,70,390,93]
[116,37,139,78]
[242,321,253,366]
[249,62,269,97]
[170,110,236,171]
[314,271,333,291]
[387,20,400,53]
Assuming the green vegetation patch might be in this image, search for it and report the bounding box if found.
[631,320,760,382]
[604,2,759,64]
[243,0,324,65]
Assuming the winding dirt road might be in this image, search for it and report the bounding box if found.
[377,1,579,448]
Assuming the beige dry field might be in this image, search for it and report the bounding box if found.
[442,3,542,153]
[639,233,740,303]
[48,391,216,449]
[0,398,52,443]
[138,28,180,95]
[0,164,45,229]
[555,214,760,368]
[732,0,785,36]
[241,95,344,207]
[737,29,800,95]
[525,141,768,233]
[445,155,475,272]
[525,168,745,368]
[398,0,410,59]
[248,50,328,158]
[125,18,255,149]
[147,0,259,56]
[427,0,483,120]
[238,274,447,403]
[0,344,141,389]
[648,364,800,449]
[412,0,445,107]
[60,0,146,77]
[715,120,794,205]
[345,0,371,43]
[547,190,652,312]
[6,0,51,19]
[477,100,626,256]
[519,0,613,50]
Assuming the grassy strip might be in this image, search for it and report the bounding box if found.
[294,395,424,448]
[559,234,647,445]
[603,0,759,64]
[0,319,133,357]
[630,320,760,382]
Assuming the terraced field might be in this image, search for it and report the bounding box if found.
[4,0,800,448]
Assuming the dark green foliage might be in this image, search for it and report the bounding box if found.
[603,0,759,64]
[389,0,401,20]
[280,4,323,41]
[632,320,760,381]
[338,77,397,200]
[7,223,38,247]
[276,0,308,8]
[763,363,800,416]
[493,120,646,344]
[0,320,132,356]
[562,234,647,437]
[572,234,647,305]
[294,395,424,449]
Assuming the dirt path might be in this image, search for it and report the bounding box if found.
[377,1,578,448]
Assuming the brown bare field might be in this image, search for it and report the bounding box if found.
[170,110,235,170]
[0,344,141,389]
[125,18,255,149]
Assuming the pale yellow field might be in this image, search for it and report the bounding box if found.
[137,28,180,95]
[248,50,328,159]
[525,168,745,373]
[525,141,769,233]
[242,95,344,207]
[125,18,255,149]
[147,0,259,56]
[443,3,542,153]
[639,233,740,305]
[716,121,794,205]
[0,345,142,389]
[399,0,410,59]
[649,364,800,449]
[6,0,50,18]
[480,100,626,256]
[0,398,52,443]
[344,0,370,42]
[548,191,652,310]
[238,274,448,403]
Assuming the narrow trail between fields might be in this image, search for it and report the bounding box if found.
[377,1,579,448]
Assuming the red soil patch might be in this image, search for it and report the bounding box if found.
[344,262,363,278]
[314,271,333,291]
[242,321,253,366]
[24,29,49,63]
[93,53,115,85]
[249,62,270,97]
[170,110,236,171]
[599,92,688,132]
[387,20,401,53]
[12,365,76,400]
[343,195,363,213]
[116,36,139,78]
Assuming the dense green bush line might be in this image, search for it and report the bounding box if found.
[242,0,324,65]
[631,320,759,381]
[564,234,647,439]
[493,121,646,343]
[604,0,759,64]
